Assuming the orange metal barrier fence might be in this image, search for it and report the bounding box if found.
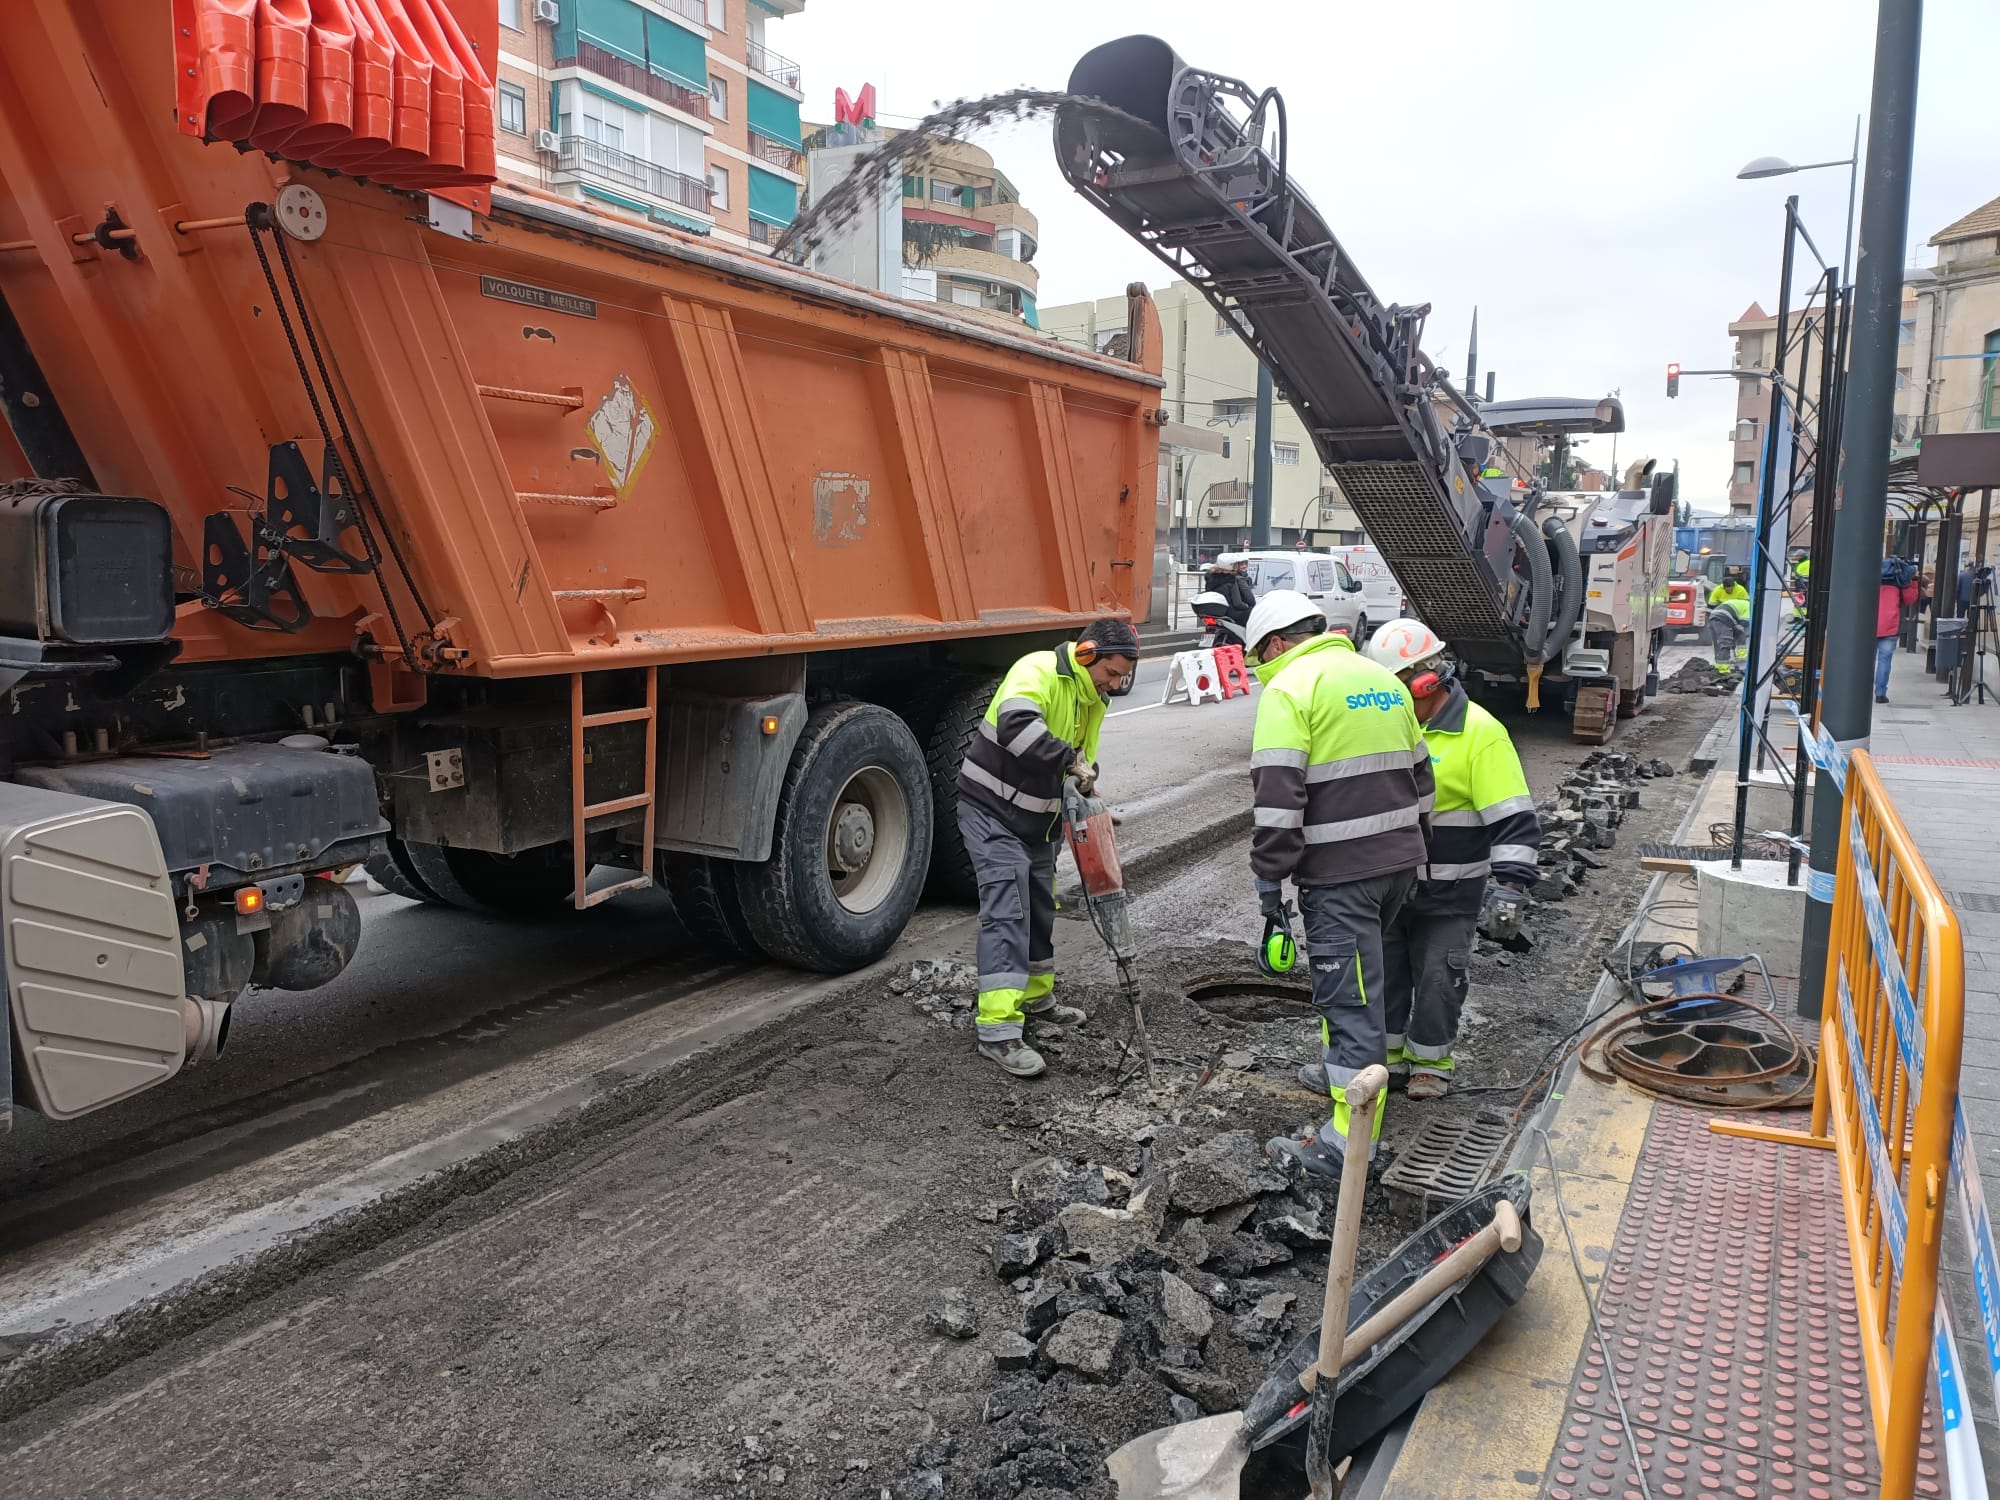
[1716,746,1971,1497]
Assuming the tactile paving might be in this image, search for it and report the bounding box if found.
[1541,1101,1945,1498]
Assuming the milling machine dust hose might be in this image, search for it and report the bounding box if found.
[1540,517,1585,663]
[1509,511,1553,662]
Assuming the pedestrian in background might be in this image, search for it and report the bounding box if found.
[1876,563,1922,704]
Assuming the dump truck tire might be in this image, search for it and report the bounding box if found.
[921,674,1001,903]
[735,702,933,972]
[660,852,762,958]
[401,842,577,917]
[366,837,443,903]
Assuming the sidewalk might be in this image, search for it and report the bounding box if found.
[1370,666,1990,1499]
[1873,642,2000,1473]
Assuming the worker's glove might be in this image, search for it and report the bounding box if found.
[1256,880,1288,922]
[1479,884,1532,952]
[1068,757,1099,796]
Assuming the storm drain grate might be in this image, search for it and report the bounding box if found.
[1953,891,2000,914]
[1381,1109,1514,1214]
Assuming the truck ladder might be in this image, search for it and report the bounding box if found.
[1056,38,1526,665]
[568,667,657,909]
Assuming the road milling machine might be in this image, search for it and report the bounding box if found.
[1055,37,1674,739]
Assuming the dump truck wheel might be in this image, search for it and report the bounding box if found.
[401,842,577,917]
[659,853,762,958]
[365,837,443,903]
[735,703,933,972]
[921,674,1001,902]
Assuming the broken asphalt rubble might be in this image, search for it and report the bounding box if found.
[899,1130,1336,1499]
[1525,751,1671,906]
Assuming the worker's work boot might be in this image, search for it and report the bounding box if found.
[1298,1058,1406,1093]
[1265,1132,1345,1185]
[1024,997,1086,1026]
[978,1039,1047,1077]
[1406,1072,1449,1102]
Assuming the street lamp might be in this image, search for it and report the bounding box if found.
[1735,116,1861,282]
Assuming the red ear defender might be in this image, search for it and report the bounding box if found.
[1408,671,1444,698]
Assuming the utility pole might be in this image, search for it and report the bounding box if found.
[1251,362,1275,546]
[1797,0,1924,1022]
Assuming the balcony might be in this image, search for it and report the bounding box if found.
[556,135,712,216]
[574,40,710,122]
[747,129,804,175]
[748,219,779,247]
[745,38,801,90]
[652,0,707,25]
[908,241,1038,296]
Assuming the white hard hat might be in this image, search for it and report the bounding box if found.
[1245,589,1324,657]
[1365,617,1447,675]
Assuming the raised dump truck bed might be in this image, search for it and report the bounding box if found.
[0,0,1161,1125]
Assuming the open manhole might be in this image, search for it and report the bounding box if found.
[1184,973,1317,1023]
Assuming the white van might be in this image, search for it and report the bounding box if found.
[1216,550,1366,639]
[1329,544,1410,637]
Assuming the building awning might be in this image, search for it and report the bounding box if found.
[746,79,802,146]
[748,165,798,226]
[903,206,995,234]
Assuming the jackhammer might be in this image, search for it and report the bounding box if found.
[1061,781,1154,1083]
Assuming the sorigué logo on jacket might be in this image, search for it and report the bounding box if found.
[1344,689,1407,711]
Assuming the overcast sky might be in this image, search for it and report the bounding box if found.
[779,0,1995,512]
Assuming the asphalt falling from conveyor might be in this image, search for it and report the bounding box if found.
[771,90,1142,265]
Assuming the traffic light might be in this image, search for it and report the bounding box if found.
[1666,362,1681,398]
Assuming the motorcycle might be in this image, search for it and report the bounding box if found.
[1192,590,1250,654]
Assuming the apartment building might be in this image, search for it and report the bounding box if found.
[1911,194,2000,439]
[1722,191,2000,517]
[803,133,1041,326]
[1040,281,1362,560]
[492,0,806,254]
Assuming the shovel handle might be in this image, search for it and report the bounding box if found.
[1306,1064,1387,1500]
[1311,1065,1388,1379]
[1299,1199,1522,1394]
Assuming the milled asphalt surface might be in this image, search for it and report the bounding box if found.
[0,645,1715,1497]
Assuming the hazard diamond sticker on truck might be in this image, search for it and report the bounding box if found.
[588,375,658,496]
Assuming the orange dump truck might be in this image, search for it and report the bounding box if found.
[0,0,1162,1126]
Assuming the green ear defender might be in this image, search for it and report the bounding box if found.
[1259,918,1297,977]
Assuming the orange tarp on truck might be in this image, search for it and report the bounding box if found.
[173,0,496,188]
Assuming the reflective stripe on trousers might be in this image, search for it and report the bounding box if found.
[1301,869,1417,1144]
[959,798,1057,1041]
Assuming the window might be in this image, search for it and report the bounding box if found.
[931,179,960,204]
[1333,560,1358,592]
[709,76,728,120]
[708,165,729,211]
[1212,397,1252,421]
[707,0,726,26]
[1735,418,1758,443]
[1985,329,2000,429]
[1899,319,1915,345]
[1733,462,1756,486]
[1307,560,1335,593]
[1273,441,1300,466]
[500,0,522,29]
[497,82,527,136]
[581,107,624,152]
[950,286,981,308]
[1261,562,1295,592]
